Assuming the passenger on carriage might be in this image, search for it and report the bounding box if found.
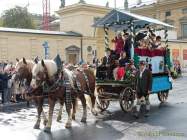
[119,52,129,67]
[136,32,165,50]
[113,60,124,81]
[112,32,124,59]
[123,32,131,59]
[113,52,129,81]
[96,48,112,80]
[152,36,164,50]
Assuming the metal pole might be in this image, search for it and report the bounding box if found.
[114,0,116,9]
[81,37,83,62]
[130,21,135,59]
[104,25,109,50]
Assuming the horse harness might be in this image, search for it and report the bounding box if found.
[73,69,92,95]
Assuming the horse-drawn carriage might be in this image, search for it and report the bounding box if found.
[94,9,173,112]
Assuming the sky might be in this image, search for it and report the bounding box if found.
[0,0,154,15]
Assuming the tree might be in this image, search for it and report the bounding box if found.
[0,18,3,26]
[2,6,35,29]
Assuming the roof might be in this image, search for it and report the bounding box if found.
[0,27,82,37]
[93,9,174,30]
[50,19,60,24]
[57,3,111,15]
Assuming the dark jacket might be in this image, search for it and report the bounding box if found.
[136,69,152,98]
[119,57,129,67]
[102,56,112,66]
[0,73,9,90]
[124,37,131,58]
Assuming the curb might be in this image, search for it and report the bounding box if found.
[0,102,29,112]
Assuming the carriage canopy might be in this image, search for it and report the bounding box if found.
[93,9,174,29]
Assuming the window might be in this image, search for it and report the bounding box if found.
[182,23,187,38]
[172,49,179,60]
[182,8,187,14]
[165,11,171,17]
[183,50,187,60]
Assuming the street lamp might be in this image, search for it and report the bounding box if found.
[42,41,49,59]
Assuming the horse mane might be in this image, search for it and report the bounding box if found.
[15,59,34,72]
[32,60,57,77]
[63,68,75,89]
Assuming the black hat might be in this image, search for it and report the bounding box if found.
[135,33,147,41]
[105,48,111,52]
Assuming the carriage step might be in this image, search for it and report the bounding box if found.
[99,92,119,98]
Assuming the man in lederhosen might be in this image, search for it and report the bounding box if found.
[134,60,152,118]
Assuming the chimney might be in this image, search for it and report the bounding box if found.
[79,0,86,4]
[106,1,109,8]
[137,0,142,5]
[60,0,65,8]
[124,0,129,10]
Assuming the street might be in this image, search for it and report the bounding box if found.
[0,74,187,140]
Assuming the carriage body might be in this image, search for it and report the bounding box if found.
[135,48,172,101]
[96,78,136,112]
[94,9,174,112]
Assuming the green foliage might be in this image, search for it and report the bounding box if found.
[165,48,172,70]
[0,19,3,26]
[2,6,35,29]
[133,53,139,68]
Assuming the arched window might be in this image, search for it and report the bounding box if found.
[180,16,187,39]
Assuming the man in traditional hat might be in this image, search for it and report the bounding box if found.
[134,60,152,118]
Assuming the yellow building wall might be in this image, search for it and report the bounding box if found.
[0,32,83,63]
[169,42,187,67]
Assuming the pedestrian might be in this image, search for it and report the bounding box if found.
[134,61,152,118]
[0,71,9,104]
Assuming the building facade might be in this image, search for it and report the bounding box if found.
[0,28,82,63]
[1,1,187,67]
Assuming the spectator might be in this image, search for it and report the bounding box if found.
[0,71,9,104]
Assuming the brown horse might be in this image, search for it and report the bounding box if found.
[56,66,97,123]
[30,60,97,133]
[14,58,48,129]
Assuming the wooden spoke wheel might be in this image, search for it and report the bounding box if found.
[158,91,169,103]
[120,87,135,113]
[96,87,110,111]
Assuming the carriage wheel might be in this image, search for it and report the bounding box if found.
[96,87,110,111]
[120,87,135,113]
[158,91,169,103]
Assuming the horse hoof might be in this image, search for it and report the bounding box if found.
[81,118,87,123]
[43,127,51,133]
[43,120,48,126]
[92,111,98,116]
[65,123,72,128]
[57,116,62,122]
[72,115,76,120]
[33,124,40,129]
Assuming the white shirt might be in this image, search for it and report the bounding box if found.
[140,67,146,78]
